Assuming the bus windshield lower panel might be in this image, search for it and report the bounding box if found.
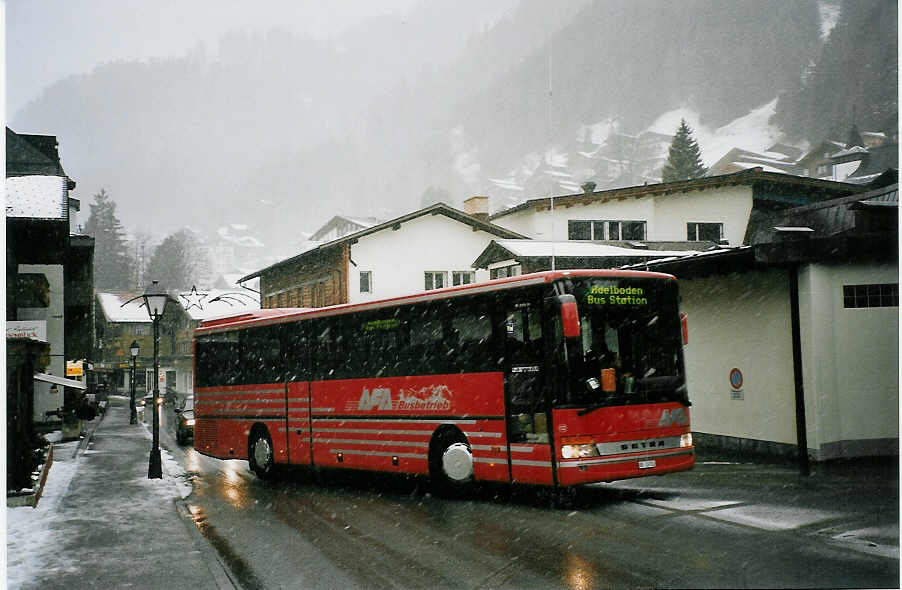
[559,278,687,408]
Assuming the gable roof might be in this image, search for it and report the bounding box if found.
[239,202,528,282]
[309,215,384,242]
[490,169,863,220]
[6,128,75,189]
[743,181,898,244]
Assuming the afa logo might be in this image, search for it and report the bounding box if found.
[358,387,393,411]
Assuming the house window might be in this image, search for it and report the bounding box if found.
[620,221,646,240]
[843,284,898,308]
[359,271,373,294]
[568,219,646,240]
[452,271,475,286]
[490,265,522,280]
[424,271,448,291]
[568,220,592,240]
[687,222,724,242]
[816,163,831,176]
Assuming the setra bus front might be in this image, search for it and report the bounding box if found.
[546,273,694,485]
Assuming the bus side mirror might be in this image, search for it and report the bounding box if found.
[558,295,581,339]
[681,312,688,345]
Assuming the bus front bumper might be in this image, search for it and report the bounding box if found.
[556,448,695,486]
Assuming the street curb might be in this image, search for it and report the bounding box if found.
[176,499,241,590]
[153,415,240,590]
[73,408,107,459]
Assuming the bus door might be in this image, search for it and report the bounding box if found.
[283,322,313,466]
[503,296,554,485]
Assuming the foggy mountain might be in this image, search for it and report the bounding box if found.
[11,0,896,263]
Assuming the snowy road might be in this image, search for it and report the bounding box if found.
[162,418,898,590]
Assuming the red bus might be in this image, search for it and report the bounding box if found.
[192,270,694,490]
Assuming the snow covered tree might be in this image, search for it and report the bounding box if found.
[84,188,133,290]
[661,119,707,182]
[145,229,206,291]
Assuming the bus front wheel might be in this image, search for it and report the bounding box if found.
[249,428,275,480]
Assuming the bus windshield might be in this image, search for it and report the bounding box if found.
[562,277,687,408]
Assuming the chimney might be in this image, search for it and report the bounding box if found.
[464,195,490,221]
[581,181,597,194]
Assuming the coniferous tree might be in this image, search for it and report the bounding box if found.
[83,188,133,290]
[146,229,205,291]
[660,119,707,182]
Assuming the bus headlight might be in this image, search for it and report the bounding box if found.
[561,444,599,459]
[680,433,693,448]
[186,419,196,426]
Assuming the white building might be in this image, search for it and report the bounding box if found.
[243,200,525,308]
[632,181,899,461]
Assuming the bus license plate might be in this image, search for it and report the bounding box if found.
[638,459,656,469]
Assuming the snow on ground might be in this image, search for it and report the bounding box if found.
[7,421,192,587]
[647,99,783,167]
[6,441,81,588]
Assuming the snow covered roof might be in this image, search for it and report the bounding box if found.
[6,175,68,219]
[830,146,868,159]
[216,226,264,248]
[180,289,260,321]
[97,289,260,324]
[491,169,861,220]
[96,292,153,323]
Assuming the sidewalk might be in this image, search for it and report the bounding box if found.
[7,396,236,590]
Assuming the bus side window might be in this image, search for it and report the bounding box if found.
[197,331,239,386]
[409,303,446,375]
[283,323,307,382]
[450,305,492,372]
[240,326,283,385]
[313,322,335,380]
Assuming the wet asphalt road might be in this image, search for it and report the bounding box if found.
[159,411,898,590]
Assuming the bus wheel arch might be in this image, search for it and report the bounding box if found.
[428,426,473,492]
[248,424,276,480]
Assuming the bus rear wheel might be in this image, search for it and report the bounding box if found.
[249,428,275,480]
[430,430,473,495]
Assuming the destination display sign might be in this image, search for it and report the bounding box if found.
[584,284,648,306]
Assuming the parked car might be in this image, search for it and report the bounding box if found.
[174,395,195,445]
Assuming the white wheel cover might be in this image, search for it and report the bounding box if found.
[442,442,473,482]
[254,438,272,467]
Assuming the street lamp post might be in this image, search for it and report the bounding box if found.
[142,280,170,479]
[129,340,140,424]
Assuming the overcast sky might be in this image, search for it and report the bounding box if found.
[5,0,418,117]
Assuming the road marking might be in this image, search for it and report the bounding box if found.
[639,497,742,512]
[700,504,844,531]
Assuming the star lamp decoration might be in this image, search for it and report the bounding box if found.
[179,285,208,311]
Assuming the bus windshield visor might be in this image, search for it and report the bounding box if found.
[563,278,687,407]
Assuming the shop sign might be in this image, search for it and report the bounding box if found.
[66,361,84,376]
[6,320,47,342]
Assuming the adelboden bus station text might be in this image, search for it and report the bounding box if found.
[586,285,648,305]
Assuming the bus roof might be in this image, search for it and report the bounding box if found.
[195,269,675,334]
